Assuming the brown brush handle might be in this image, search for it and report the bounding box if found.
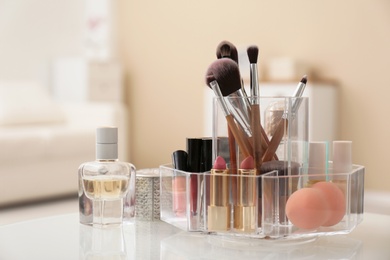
[226,115,252,158]
[262,118,288,162]
[259,124,279,161]
[251,104,263,173]
[227,125,238,206]
[227,125,237,175]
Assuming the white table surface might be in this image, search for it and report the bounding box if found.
[0,212,389,259]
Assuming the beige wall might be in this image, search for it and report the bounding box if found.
[118,0,390,191]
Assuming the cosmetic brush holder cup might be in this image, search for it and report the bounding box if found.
[159,164,206,231]
[261,164,365,240]
[212,96,309,169]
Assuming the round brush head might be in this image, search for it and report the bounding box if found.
[216,40,239,64]
[247,45,259,64]
[205,58,242,96]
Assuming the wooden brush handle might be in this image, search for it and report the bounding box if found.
[251,104,263,173]
[227,124,237,175]
[226,114,252,158]
[259,124,279,161]
[262,118,288,162]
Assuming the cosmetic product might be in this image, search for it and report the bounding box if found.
[247,45,265,173]
[186,138,202,218]
[311,181,346,226]
[206,58,252,147]
[262,76,307,162]
[216,40,251,106]
[79,127,136,226]
[135,168,161,221]
[215,45,240,176]
[234,156,257,232]
[216,40,238,63]
[206,74,252,158]
[331,141,352,208]
[286,180,346,230]
[307,141,329,185]
[208,156,231,232]
[172,150,188,217]
[285,187,329,230]
[333,141,352,174]
[201,138,213,172]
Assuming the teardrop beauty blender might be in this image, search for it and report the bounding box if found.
[285,188,329,230]
[312,181,346,226]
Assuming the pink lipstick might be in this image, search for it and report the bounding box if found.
[207,156,231,231]
[234,156,257,232]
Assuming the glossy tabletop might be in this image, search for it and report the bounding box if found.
[0,212,389,259]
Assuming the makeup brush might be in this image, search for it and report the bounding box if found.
[247,45,264,173]
[216,40,239,63]
[216,41,251,109]
[206,74,252,158]
[216,41,239,175]
[262,75,307,162]
[207,58,252,142]
[246,46,277,161]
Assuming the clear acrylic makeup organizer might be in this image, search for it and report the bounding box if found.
[159,96,365,241]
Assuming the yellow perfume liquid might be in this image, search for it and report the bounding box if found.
[83,175,129,200]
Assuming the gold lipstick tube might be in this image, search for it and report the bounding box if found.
[207,169,231,231]
[234,169,257,232]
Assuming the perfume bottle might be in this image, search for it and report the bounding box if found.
[79,127,136,226]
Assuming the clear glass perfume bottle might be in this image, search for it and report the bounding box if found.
[79,127,136,226]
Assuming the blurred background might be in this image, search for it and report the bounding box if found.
[0,0,389,217]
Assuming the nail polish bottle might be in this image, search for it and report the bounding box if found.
[79,127,136,226]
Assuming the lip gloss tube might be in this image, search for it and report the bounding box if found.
[207,156,231,231]
[234,156,257,232]
[172,150,188,217]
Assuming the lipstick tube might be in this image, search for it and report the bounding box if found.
[207,157,231,231]
[234,168,257,232]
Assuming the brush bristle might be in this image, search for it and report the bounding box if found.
[205,74,216,86]
[205,58,241,96]
[301,75,308,84]
[217,43,231,59]
[216,40,239,64]
[247,45,259,64]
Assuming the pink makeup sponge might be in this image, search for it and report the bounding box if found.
[312,181,346,226]
[286,188,329,230]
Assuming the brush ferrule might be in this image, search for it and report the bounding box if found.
[282,80,307,120]
[249,63,260,105]
[226,91,252,137]
[210,80,230,117]
[291,81,306,114]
